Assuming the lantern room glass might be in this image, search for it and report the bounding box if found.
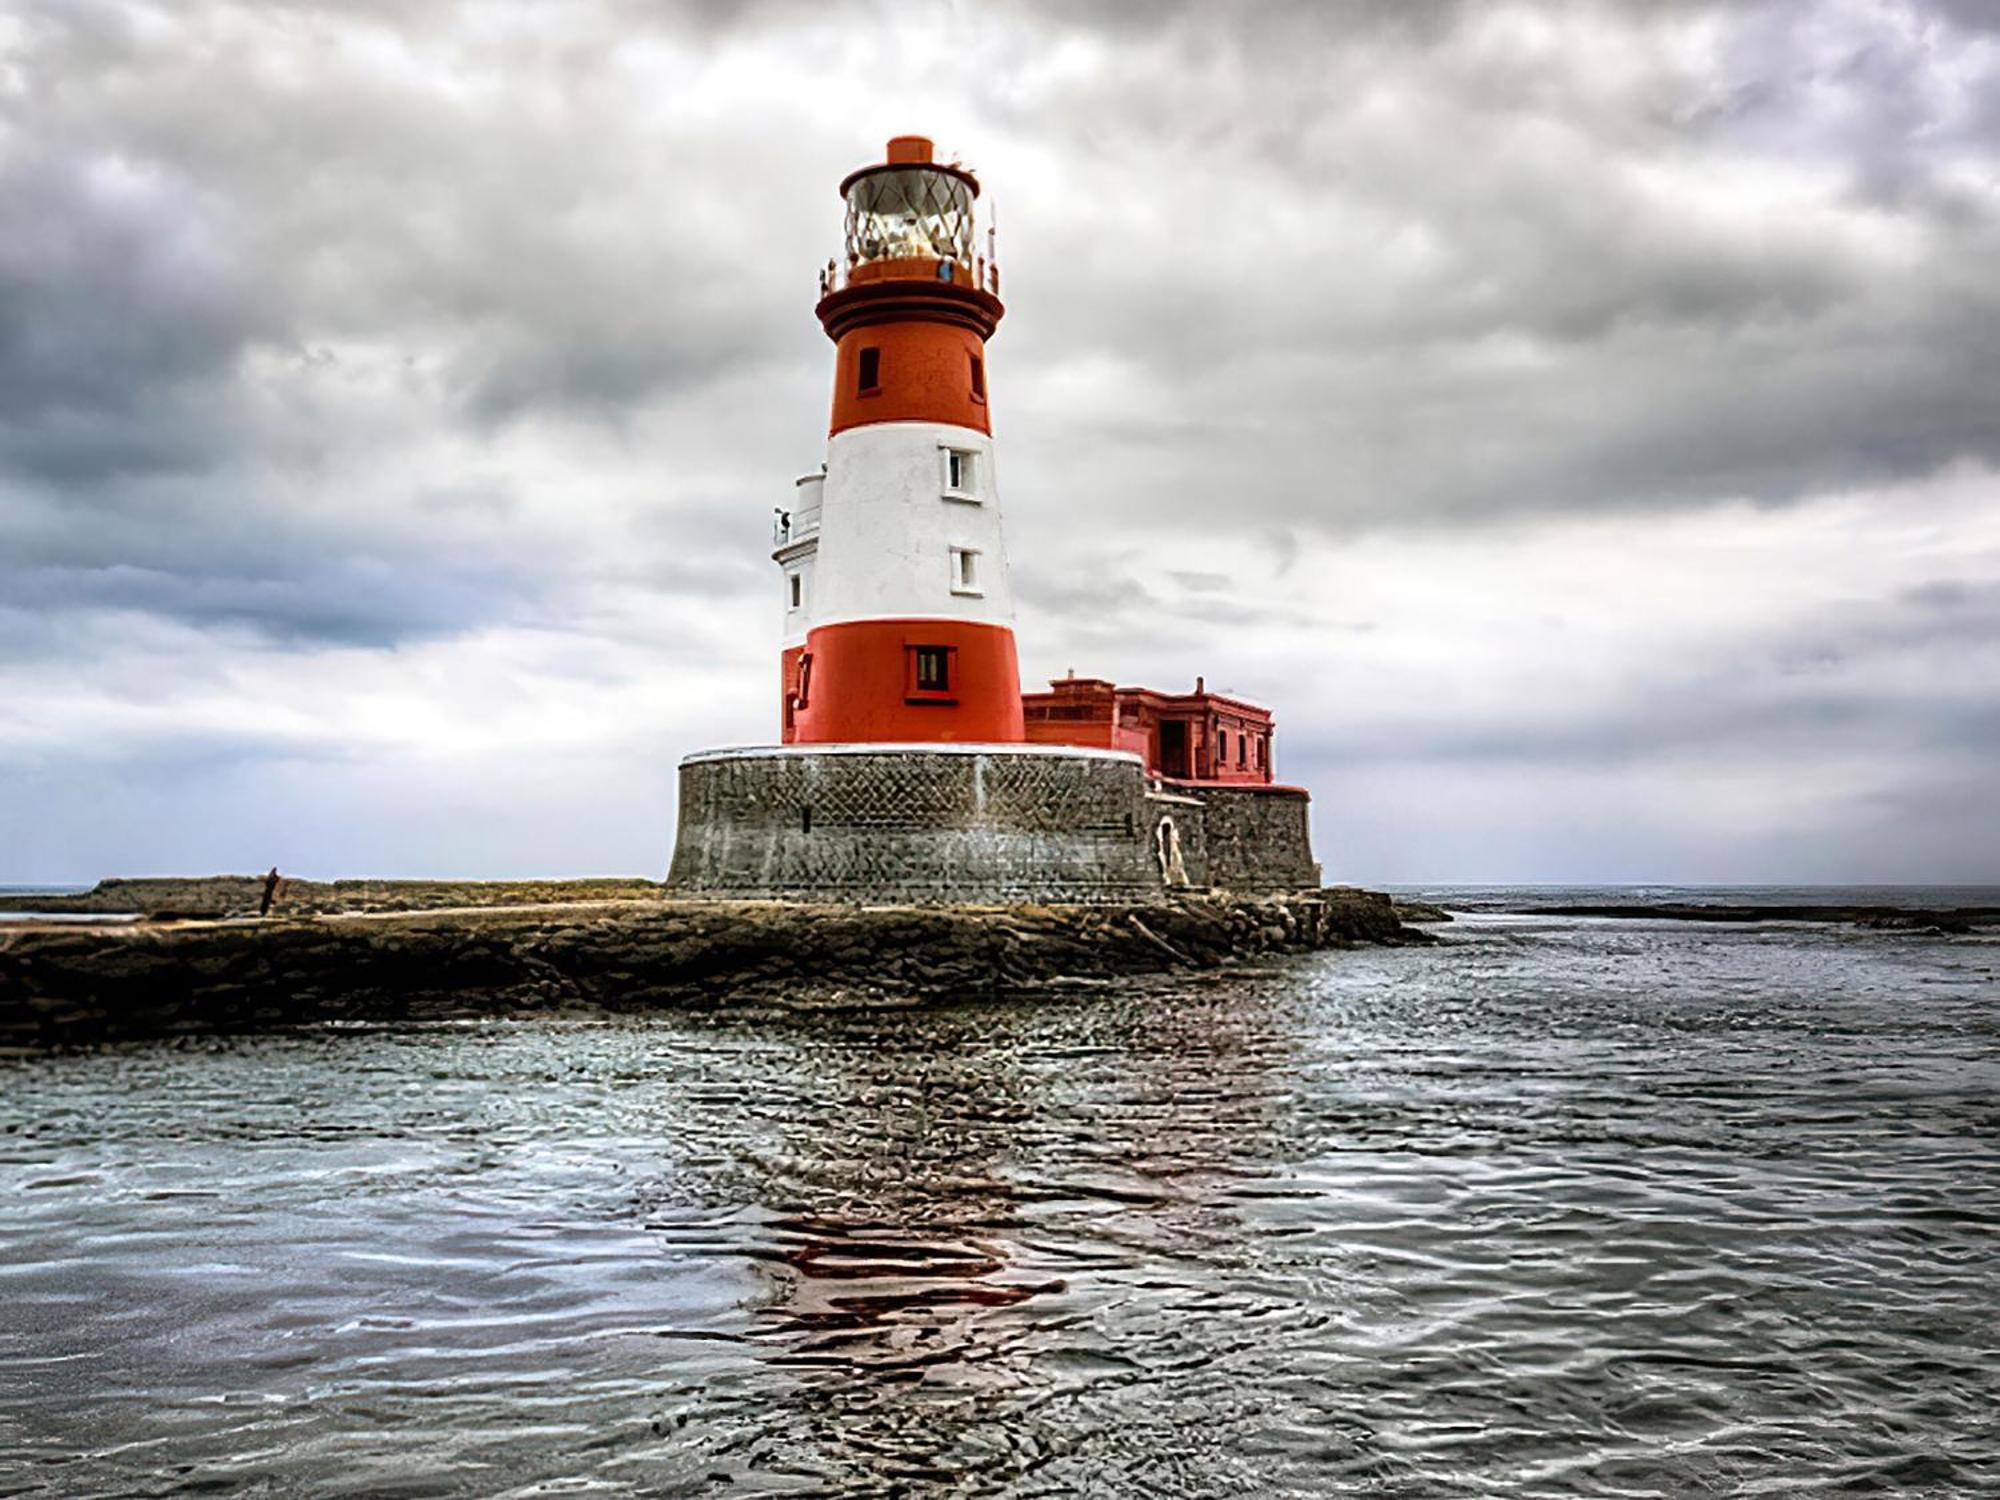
[845,168,976,267]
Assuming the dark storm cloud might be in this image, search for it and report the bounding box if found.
[0,147,261,485]
[978,0,2000,532]
[0,0,830,654]
[1928,0,2000,34]
[4,2,810,434]
[1,560,544,651]
[8,0,1995,574]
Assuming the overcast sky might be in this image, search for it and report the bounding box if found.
[3,0,1997,885]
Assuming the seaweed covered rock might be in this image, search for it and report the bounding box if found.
[0,891,1425,1050]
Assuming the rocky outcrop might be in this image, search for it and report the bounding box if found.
[5,876,666,919]
[0,888,1425,1050]
[1390,899,1454,923]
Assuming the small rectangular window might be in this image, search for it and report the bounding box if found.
[1237,734,1247,768]
[788,573,803,609]
[943,446,978,497]
[969,355,985,400]
[913,645,951,693]
[858,346,881,393]
[950,547,980,594]
[1217,730,1228,767]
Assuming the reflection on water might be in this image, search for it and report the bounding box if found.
[2,918,1997,1495]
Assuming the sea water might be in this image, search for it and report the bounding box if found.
[0,886,132,925]
[1,895,1995,1495]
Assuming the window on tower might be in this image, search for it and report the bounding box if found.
[969,354,985,400]
[944,447,976,495]
[788,573,803,609]
[950,547,981,594]
[858,346,881,393]
[907,644,956,701]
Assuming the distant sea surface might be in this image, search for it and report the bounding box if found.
[0,886,97,925]
[1387,882,2000,910]
[2,890,1996,1495]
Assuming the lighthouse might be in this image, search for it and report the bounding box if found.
[774,135,1024,745]
[669,134,1321,904]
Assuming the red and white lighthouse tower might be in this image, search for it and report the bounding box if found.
[774,136,1024,744]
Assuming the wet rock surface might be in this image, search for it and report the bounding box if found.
[6,876,665,919]
[0,888,1421,1050]
[1389,899,1454,923]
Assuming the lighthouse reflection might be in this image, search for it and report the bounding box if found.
[740,1010,1057,1447]
[707,978,1307,1490]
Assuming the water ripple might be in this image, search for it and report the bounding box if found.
[1,918,1996,1494]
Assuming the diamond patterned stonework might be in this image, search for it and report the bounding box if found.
[666,746,1318,904]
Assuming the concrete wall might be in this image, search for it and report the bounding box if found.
[1186,785,1322,892]
[668,745,1321,904]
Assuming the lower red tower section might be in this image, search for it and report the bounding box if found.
[787,619,1024,744]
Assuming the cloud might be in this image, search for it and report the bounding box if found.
[0,0,1996,881]
[985,0,2000,534]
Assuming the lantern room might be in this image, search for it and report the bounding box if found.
[835,136,992,293]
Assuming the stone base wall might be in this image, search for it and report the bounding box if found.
[1183,785,1323,892]
[667,745,1320,904]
